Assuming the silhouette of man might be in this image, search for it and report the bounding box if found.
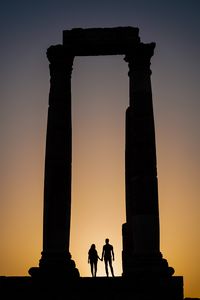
[101,238,115,277]
[88,244,101,277]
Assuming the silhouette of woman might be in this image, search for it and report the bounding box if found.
[88,244,101,277]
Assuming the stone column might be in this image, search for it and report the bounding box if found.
[122,42,174,277]
[29,45,79,278]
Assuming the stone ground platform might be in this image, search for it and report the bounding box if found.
[0,275,185,300]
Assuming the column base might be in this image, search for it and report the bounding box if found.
[122,223,174,277]
[122,251,174,277]
[28,251,80,280]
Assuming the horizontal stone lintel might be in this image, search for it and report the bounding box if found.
[63,26,141,56]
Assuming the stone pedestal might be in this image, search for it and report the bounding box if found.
[0,276,184,300]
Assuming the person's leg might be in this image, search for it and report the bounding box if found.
[105,259,109,277]
[108,259,114,277]
[94,261,97,277]
[91,262,94,277]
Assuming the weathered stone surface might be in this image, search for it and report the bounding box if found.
[0,276,184,300]
[63,26,140,55]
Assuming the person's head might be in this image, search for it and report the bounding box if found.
[105,238,109,244]
[91,244,96,249]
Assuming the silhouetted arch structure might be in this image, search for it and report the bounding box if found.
[29,27,183,299]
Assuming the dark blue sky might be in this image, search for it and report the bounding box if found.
[0,1,200,297]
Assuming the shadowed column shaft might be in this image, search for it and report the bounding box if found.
[125,43,160,255]
[122,43,173,277]
[42,45,74,261]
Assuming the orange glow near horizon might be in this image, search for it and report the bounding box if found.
[70,56,127,277]
[0,55,200,298]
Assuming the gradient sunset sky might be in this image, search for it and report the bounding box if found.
[0,0,200,298]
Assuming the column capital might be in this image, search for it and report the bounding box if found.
[47,44,74,63]
[47,45,74,107]
[46,44,74,74]
[124,42,156,74]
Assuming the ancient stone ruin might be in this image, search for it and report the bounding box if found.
[27,27,184,300]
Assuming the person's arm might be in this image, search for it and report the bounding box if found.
[101,246,104,260]
[97,250,101,261]
[112,246,115,261]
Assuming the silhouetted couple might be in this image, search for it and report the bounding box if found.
[88,238,115,277]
